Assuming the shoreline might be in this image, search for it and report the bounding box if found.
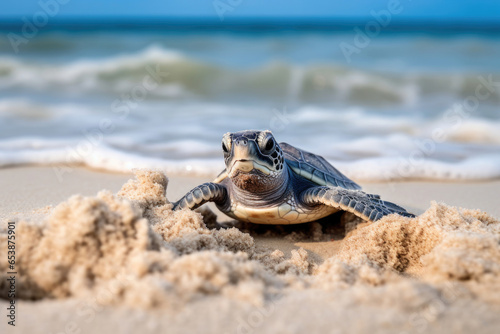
[1,165,499,224]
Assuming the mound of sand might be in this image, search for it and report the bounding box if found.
[1,170,500,330]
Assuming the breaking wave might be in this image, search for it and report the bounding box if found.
[1,100,500,181]
[1,46,499,107]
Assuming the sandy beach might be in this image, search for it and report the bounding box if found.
[1,166,500,334]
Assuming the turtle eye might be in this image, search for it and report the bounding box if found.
[222,133,232,153]
[263,138,275,152]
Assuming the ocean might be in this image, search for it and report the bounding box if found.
[1,28,499,180]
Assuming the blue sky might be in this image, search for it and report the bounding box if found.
[1,0,500,21]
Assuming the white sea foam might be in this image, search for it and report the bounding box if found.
[1,102,499,181]
[1,135,499,181]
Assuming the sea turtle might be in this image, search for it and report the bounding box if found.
[173,130,414,224]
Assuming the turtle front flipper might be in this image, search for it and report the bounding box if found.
[173,182,227,211]
[300,186,415,222]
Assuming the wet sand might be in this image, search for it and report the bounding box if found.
[1,166,498,223]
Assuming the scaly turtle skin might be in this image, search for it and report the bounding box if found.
[173,130,415,224]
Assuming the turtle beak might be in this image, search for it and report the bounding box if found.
[229,160,271,177]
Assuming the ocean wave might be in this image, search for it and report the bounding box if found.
[0,138,223,177]
[2,32,499,182]
[1,46,499,107]
[1,123,500,181]
[2,99,500,143]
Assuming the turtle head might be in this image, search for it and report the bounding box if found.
[222,130,286,192]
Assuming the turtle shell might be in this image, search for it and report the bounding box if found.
[280,142,361,190]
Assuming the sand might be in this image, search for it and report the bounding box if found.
[1,166,500,334]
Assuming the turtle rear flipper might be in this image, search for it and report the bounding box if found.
[300,186,415,222]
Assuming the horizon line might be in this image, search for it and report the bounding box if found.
[1,16,500,32]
